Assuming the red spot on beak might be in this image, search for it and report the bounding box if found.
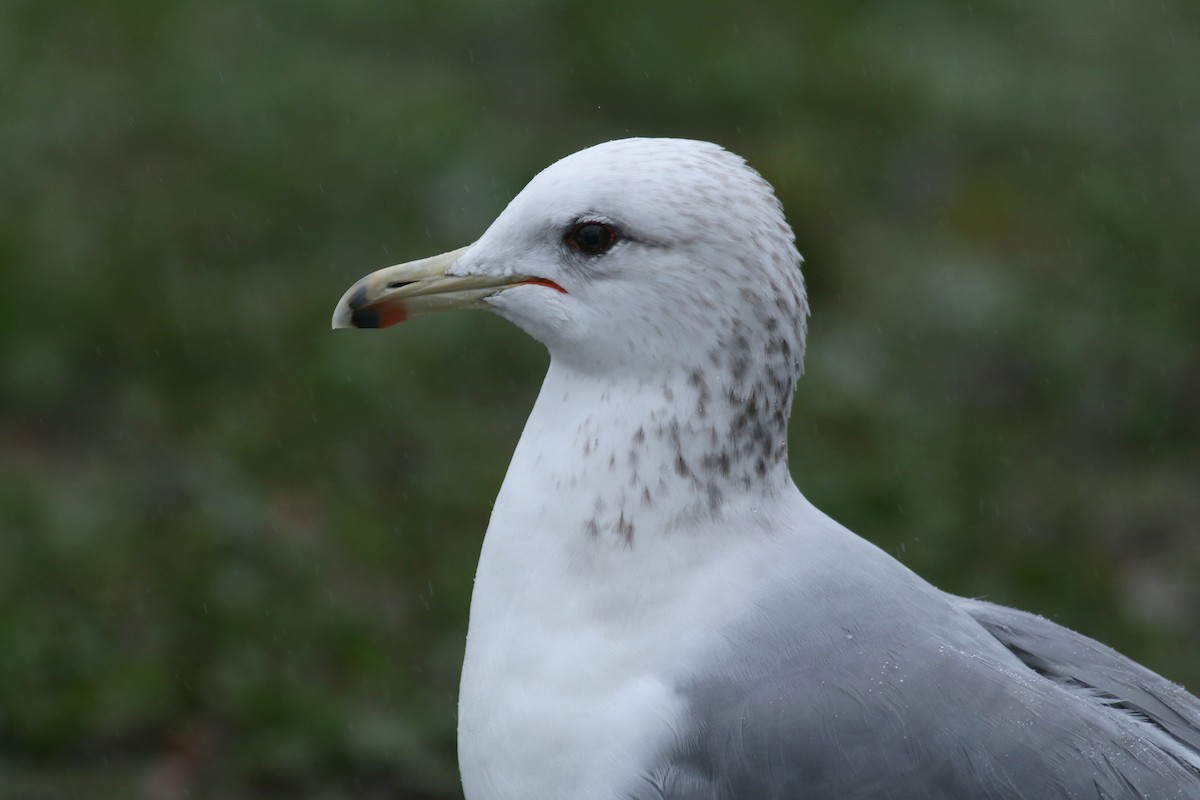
[373,299,409,327]
[520,277,568,294]
[347,285,409,328]
[350,298,408,328]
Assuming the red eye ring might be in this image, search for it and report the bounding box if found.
[565,221,618,255]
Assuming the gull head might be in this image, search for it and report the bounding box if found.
[333,138,809,382]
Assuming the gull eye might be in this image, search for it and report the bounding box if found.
[566,221,617,256]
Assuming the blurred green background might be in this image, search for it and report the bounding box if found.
[2,0,1198,797]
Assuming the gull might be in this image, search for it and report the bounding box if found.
[332,138,1200,799]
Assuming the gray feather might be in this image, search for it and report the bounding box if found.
[635,544,1200,799]
[959,596,1200,759]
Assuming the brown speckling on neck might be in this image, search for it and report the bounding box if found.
[502,140,810,549]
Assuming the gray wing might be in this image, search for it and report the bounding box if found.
[958,596,1200,761]
[634,558,1200,799]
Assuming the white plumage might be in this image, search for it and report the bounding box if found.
[333,138,1200,800]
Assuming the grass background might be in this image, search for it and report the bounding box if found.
[1,1,1198,797]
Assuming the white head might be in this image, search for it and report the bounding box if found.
[451,138,809,379]
[334,138,808,381]
[333,139,810,508]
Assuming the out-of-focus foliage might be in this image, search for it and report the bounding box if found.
[1,0,1197,797]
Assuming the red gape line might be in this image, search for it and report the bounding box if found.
[520,277,568,294]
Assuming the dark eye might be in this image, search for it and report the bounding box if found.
[566,221,617,255]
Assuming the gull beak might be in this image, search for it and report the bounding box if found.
[331,246,565,329]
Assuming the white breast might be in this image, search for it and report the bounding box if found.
[454,363,821,800]
[456,489,692,799]
[458,579,683,800]
[456,483,820,799]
